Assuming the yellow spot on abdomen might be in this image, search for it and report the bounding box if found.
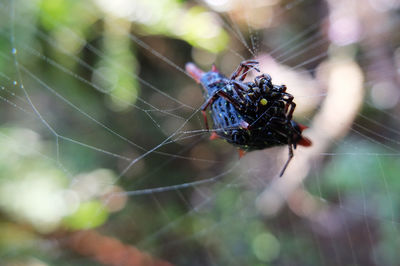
[260,98,268,105]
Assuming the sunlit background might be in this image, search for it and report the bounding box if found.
[1,0,400,265]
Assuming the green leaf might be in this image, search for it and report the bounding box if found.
[63,201,109,230]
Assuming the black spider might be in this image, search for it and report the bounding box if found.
[186,60,311,176]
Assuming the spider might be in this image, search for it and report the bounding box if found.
[185,60,312,176]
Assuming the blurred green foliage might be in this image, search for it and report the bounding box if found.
[63,200,108,230]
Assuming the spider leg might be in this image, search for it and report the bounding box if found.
[201,110,210,131]
[266,116,287,126]
[254,74,272,87]
[266,116,296,177]
[230,60,260,81]
[201,90,241,110]
[229,83,245,101]
[279,141,294,177]
[201,90,242,130]
[281,93,295,120]
[231,82,255,107]
[231,80,257,108]
[231,80,250,92]
[286,102,296,120]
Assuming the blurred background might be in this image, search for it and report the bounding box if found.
[0,0,400,265]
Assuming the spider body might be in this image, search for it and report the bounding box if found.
[185,60,311,176]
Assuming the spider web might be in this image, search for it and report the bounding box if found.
[1,0,400,265]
